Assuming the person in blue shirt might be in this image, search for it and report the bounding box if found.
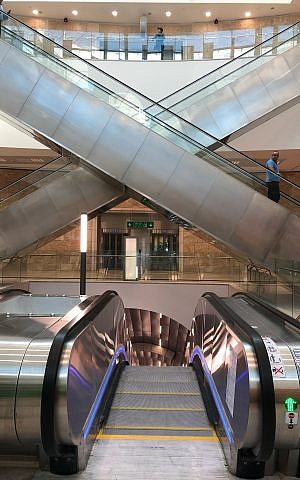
[265,151,280,203]
[154,27,165,59]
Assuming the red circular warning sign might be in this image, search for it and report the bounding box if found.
[289,413,295,419]
[288,424,294,429]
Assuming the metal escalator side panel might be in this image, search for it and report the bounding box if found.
[193,297,261,450]
[0,314,60,448]
[41,292,125,455]
[229,293,300,450]
[14,315,74,446]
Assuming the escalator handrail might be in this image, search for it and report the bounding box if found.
[202,292,276,462]
[41,290,121,457]
[156,21,300,105]
[3,14,300,196]
[0,158,74,206]
[0,154,65,194]
[232,292,300,331]
[0,286,30,298]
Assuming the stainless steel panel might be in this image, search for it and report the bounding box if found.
[0,39,10,64]
[203,85,249,137]
[54,295,125,445]
[0,44,45,117]
[231,71,275,123]
[88,110,149,180]
[53,90,115,158]
[122,131,185,198]
[0,314,59,446]
[226,296,300,450]
[0,295,81,315]
[283,44,300,88]
[229,193,291,261]
[15,300,93,446]
[194,171,254,242]
[157,152,220,221]
[19,69,79,138]
[258,55,299,107]
[266,212,300,264]
[189,297,262,473]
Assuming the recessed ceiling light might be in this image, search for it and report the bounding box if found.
[205,11,212,18]
[32,9,39,15]
[245,11,251,17]
[112,10,118,17]
[72,10,78,16]
[165,11,172,17]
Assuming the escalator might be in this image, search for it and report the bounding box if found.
[0,289,299,479]
[0,149,125,258]
[0,16,299,268]
[149,21,300,144]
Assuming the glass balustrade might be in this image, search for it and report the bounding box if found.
[18,19,299,63]
[1,252,298,317]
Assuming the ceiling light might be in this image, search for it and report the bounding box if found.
[205,11,212,18]
[245,11,251,17]
[112,10,118,17]
[72,10,78,16]
[32,9,39,15]
[165,11,172,17]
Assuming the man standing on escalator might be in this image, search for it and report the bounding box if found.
[265,151,280,203]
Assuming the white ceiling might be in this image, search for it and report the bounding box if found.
[4,0,300,24]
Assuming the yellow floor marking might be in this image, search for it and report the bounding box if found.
[97,434,219,442]
[116,391,200,396]
[111,406,205,412]
[104,425,213,431]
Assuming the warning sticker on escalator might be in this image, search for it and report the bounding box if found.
[262,336,286,378]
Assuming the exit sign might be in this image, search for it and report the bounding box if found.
[127,221,154,229]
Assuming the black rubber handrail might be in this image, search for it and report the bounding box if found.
[157,20,300,105]
[3,14,300,197]
[202,292,276,462]
[0,287,30,298]
[41,290,121,457]
[233,292,300,331]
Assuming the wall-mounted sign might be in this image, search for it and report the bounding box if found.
[127,221,154,229]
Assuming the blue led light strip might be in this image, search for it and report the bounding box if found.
[83,345,128,440]
[190,346,233,444]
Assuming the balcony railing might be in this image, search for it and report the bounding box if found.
[20,21,300,62]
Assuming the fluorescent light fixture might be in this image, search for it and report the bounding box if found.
[165,10,172,16]
[80,213,88,253]
[72,9,78,15]
[245,11,251,16]
[112,10,118,16]
[205,11,212,17]
[32,9,39,15]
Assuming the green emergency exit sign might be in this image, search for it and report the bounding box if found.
[284,397,298,412]
[127,221,154,229]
